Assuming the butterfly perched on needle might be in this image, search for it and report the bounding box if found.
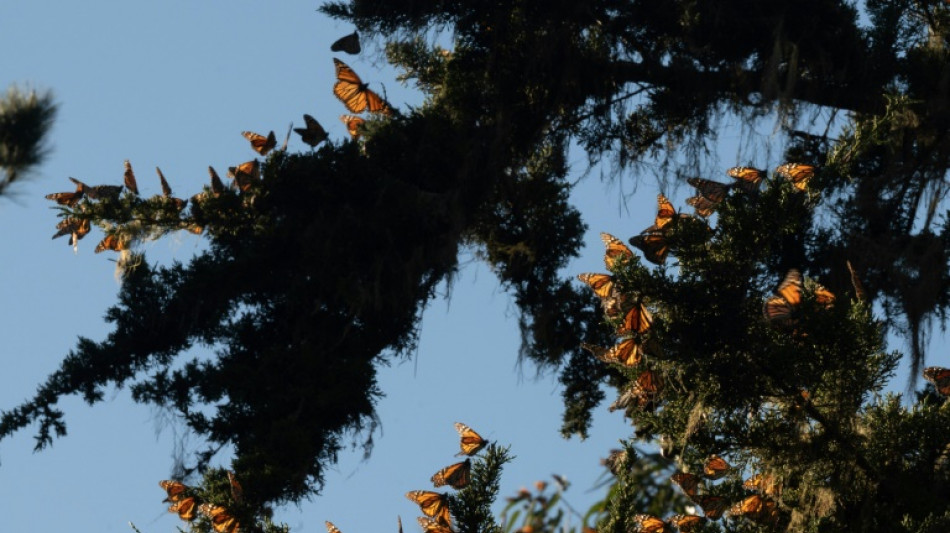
[124,159,140,195]
[694,494,729,520]
[340,114,366,138]
[242,130,277,156]
[669,514,706,533]
[610,370,663,412]
[632,514,671,533]
[228,160,261,192]
[775,162,815,192]
[69,176,121,200]
[331,31,361,54]
[208,166,227,196]
[431,458,471,488]
[156,167,187,210]
[743,473,782,497]
[581,337,642,367]
[199,503,240,533]
[671,472,701,498]
[924,367,950,396]
[617,302,652,337]
[95,234,129,253]
[686,177,730,217]
[686,194,719,218]
[417,517,452,533]
[726,166,764,193]
[577,272,615,299]
[729,494,780,525]
[600,232,633,270]
[703,454,730,480]
[45,178,85,207]
[169,496,198,521]
[159,480,188,502]
[455,422,488,456]
[405,490,451,525]
[294,114,329,147]
[629,228,669,265]
[333,58,391,115]
[763,269,803,324]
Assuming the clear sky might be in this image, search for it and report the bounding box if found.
[0,2,938,533]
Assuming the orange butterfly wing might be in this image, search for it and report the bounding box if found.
[325,521,342,533]
[617,303,652,336]
[629,230,668,265]
[600,232,633,269]
[686,177,730,203]
[199,503,240,533]
[695,494,729,520]
[455,422,487,456]
[669,515,705,533]
[671,472,701,498]
[726,166,764,192]
[431,459,471,488]
[924,366,950,395]
[333,58,390,115]
[340,115,366,138]
[406,490,451,525]
[577,273,615,299]
[775,162,815,191]
[633,514,670,533]
[242,130,277,155]
[702,454,730,480]
[654,194,676,229]
[169,496,198,521]
[159,480,188,502]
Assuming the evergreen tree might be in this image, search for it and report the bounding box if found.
[0,84,57,195]
[2,3,950,532]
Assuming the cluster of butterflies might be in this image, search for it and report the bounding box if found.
[632,455,782,532]
[578,233,661,414]
[626,163,815,266]
[402,422,489,533]
[159,472,243,533]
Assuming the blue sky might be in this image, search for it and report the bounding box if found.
[0,2,939,533]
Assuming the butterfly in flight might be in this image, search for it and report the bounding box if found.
[455,422,488,456]
[333,58,391,115]
[331,31,361,54]
[242,130,277,156]
[726,166,764,193]
[294,114,329,147]
[431,458,471,489]
[325,521,342,533]
[775,162,815,192]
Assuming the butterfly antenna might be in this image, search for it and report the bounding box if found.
[281,121,293,152]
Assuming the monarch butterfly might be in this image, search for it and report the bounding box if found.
[668,515,706,533]
[325,521,342,533]
[632,514,670,533]
[923,367,950,396]
[846,260,867,301]
[654,194,677,229]
[617,303,652,336]
[671,472,701,498]
[703,454,730,480]
[227,471,243,503]
[156,167,187,209]
[577,273,615,299]
[686,195,718,218]
[775,162,814,192]
[743,473,781,496]
[600,292,629,319]
[602,449,631,475]
[629,229,669,265]
[729,494,780,525]
[417,517,452,533]
[228,160,261,192]
[431,459,471,489]
[241,130,277,156]
[694,494,729,520]
[455,422,488,456]
[600,232,633,269]
[159,480,188,502]
[209,166,227,196]
[52,217,91,245]
[169,496,198,521]
[726,166,764,193]
[582,337,642,367]
[331,31,361,54]
[95,234,129,253]
[294,114,329,147]
[405,490,451,525]
[612,370,662,412]
[45,179,84,206]
[199,503,240,533]
[68,177,122,200]
[687,177,730,203]
[333,58,391,115]
[124,160,139,195]
[340,114,366,138]
[763,269,803,323]
[814,282,836,308]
